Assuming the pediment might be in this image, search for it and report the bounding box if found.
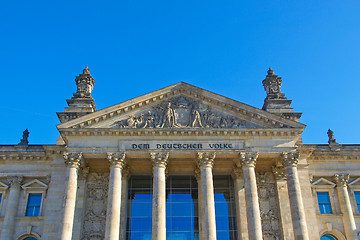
[57,82,305,131]
[349,178,360,186]
[21,179,48,190]
[312,178,336,187]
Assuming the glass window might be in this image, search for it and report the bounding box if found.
[24,238,37,240]
[317,192,332,214]
[354,192,360,212]
[0,193,2,205]
[25,193,42,216]
[214,176,237,240]
[126,176,153,240]
[320,234,337,240]
[126,176,237,240]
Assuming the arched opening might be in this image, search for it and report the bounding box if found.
[320,234,337,240]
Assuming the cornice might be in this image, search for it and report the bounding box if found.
[58,128,302,138]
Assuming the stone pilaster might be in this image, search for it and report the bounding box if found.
[58,152,82,240]
[194,167,204,240]
[232,167,249,240]
[281,152,309,240]
[105,152,126,240]
[0,176,23,240]
[272,166,294,240]
[236,152,263,240]
[120,166,130,240]
[196,152,217,240]
[334,174,357,240]
[151,152,169,240]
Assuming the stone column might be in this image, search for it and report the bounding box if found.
[196,152,217,240]
[105,152,126,240]
[334,174,357,240]
[120,166,130,240]
[151,152,169,240]
[235,152,263,240]
[272,166,294,240]
[232,167,248,240]
[281,152,309,240]
[0,176,23,240]
[58,152,83,240]
[195,167,204,240]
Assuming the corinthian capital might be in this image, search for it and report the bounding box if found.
[196,152,216,168]
[272,166,287,180]
[281,152,299,167]
[334,173,350,187]
[107,152,126,168]
[231,166,242,180]
[237,152,258,168]
[7,176,23,187]
[63,152,83,168]
[150,152,169,168]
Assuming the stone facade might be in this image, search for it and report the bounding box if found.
[0,67,359,240]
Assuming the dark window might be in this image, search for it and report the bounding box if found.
[317,192,332,214]
[126,176,237,240]
[24,237,37,240]
[320,234,337,240]
[214,176,237,240]
[25,193,42,216]
[354,192,360,212]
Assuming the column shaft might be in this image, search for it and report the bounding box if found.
[236,152,263,240]
[243,166,263,240]
[233,170,248,240]
[196,152,217,240]
[105,152,126,240]
[335,174,357,240]
[282,152,309,240]
[200,167,217,239]
[151,152,169,240]
[152,166,167,239]
[105,167,122,240]
[59,152,82,240]
[0,176,23,240]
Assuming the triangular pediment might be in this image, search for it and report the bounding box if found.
[312,178,336,187]
[57,82,305,131]
[21,179,48,190]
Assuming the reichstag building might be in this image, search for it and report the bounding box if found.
[0,67,359,240]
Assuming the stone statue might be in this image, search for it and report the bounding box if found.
[327,129,337,144]
[161,103,176,128]
[191,108,203,128]
[73,66,95,98]
[262,67,285,99]
[18,129,29,146]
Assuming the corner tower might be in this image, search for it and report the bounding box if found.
[57,66,97,123]
[262,67,302,122]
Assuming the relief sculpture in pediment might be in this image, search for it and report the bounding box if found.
[111,96,258,129]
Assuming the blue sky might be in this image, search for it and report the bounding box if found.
[0,0,359,144]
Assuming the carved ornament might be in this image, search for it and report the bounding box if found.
[334,173,350,187]
[238,152,258,168]
[7,176,23,187]
[281,152,299,167]
[196,152,216,168]
[107,152,126,168]
[150,152,169,168]
[272,166,287,180]
[63,152,83,168]
[111,96,258,129]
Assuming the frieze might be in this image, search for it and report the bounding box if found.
[111,96,259,129]
[120,140,245,151]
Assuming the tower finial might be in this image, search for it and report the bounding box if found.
[83,65,90,74]
[267,66,274,75]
